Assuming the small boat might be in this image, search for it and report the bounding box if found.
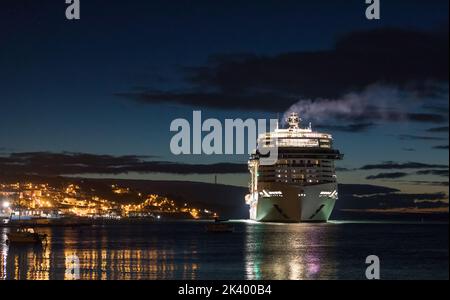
[205,218,234,233]
[6,227,47,244]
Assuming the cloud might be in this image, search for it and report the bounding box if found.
[118,28,449,116]
[366,172,409,180]
[406,113,447,123]
[0,152,247,175]
[423,104,450,115]
[366,169,448,180]
[335,167,354,172]
[402,148,416,152]
[340,184,400,195]
[394,180,449,187]
[398,134,447,141]
[433,145,449,150]
[336,183,448,213]
[336,190,448,210]
[426,126,449,132]
[416,169,449,177]
[335,184,448,215]
[360,161,448,170]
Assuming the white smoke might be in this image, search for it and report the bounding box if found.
[283,84,414,125]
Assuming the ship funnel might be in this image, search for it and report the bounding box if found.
[287,112,300,129]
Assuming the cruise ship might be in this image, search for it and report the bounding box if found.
[245,112,343,222]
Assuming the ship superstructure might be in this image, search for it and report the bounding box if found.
[245,112,343,222]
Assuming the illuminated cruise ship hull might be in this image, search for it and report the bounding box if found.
[246,182,337,222]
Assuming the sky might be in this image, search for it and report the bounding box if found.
[0,0,448,200]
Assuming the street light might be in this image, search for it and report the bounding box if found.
[2,200,10,209]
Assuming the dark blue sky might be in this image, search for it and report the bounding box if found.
[0,0,448,192]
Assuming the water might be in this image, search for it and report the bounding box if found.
[0,221,448,280]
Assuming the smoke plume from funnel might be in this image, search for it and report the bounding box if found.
[283,85,412,125]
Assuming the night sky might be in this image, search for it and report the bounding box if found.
[0,1,448,203]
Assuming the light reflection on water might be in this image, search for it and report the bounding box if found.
[244,223,336,279]
[0,222,448,280]
[0,225,201,280]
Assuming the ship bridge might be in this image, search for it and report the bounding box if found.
[258,112,333,149]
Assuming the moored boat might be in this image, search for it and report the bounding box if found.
[6,227,47,244]
[205,219,234,233]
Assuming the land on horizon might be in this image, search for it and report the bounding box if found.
[1,173,447,222]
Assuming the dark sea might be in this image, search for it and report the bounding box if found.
[0,221,448,280]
